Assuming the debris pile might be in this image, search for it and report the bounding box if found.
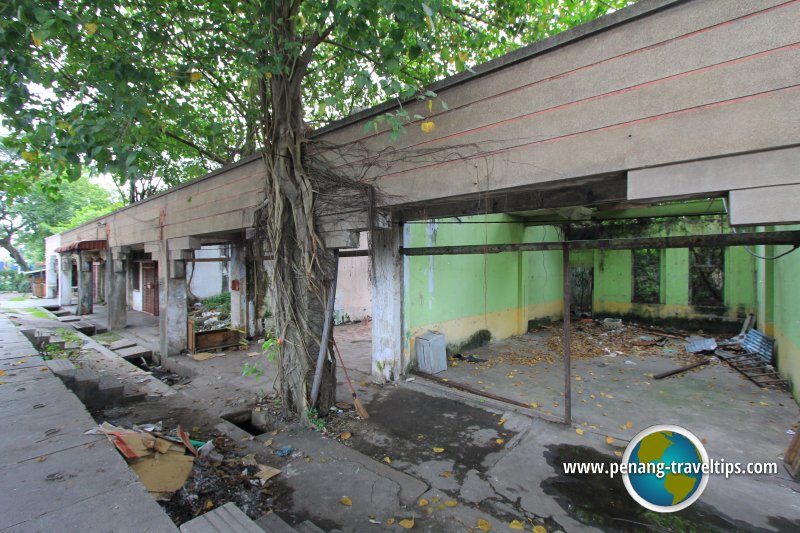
[90,421,199,501]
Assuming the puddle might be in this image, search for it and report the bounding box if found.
[541,444,797,532]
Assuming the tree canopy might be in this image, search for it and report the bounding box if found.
[1,0,633,199]
[1,0,634,417]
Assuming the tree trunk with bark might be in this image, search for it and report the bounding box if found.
[256,2,338,419]
[1,238,30,271]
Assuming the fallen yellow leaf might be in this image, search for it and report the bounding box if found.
[338,431,352,440]
[432,447,444,453]
[340,496,352,506]
[441,470,452,478]
[575,428,584,436]
[445,500,457,507]
[759,401,769,406]
[476,518,492,532]
[495,438,504,445]
[533,526,548,533]
[625,421,633,429]
[606,436,614,445]
[530,402,539,408]
[420,121,435,134]
[386,518,396,525]
[418,498,429,507]
[614,451,623,457]
[0,370,6,377]
[509,519,525,530]
[498,419,506,426]
[383,456,392,464]
[431,496,440,503]
[399,517,415,529]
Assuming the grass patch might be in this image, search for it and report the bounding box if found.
[8,296,28,301]
[0,306,52,319]
[93,331,123,345]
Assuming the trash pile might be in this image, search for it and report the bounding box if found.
[88,421,282,524]
[190,296,231,333]
[88,422,200,500]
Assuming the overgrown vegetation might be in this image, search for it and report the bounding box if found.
[1,0,636,419]
[0,270,29,292]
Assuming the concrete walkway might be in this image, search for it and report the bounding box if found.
[0,315,177,533]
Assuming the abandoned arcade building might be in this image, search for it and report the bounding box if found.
[5,0,800,531]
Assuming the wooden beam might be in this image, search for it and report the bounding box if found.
[339,249,369,258]
[401,230,800,256]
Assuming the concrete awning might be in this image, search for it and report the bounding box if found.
[54,240,107,253]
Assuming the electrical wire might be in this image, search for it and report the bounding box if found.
[721,198,799,260]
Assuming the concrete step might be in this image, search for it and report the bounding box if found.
[71,321,96,335]
[180,503,264,533]
[57,315,81,323]
[116,345,153,362]
[109,338,137,351]
[50,309,72,317]
[46,358,77,386]
[295,521,326,533]
[255,513,296,533]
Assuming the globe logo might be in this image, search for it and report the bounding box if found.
[622,424,709,512]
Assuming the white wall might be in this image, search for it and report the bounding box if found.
[44,234,61,298]
[335,233,371,323]
[188,245,228,300]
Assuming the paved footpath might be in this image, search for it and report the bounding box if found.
[0,316,177,533]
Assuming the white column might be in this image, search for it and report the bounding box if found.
[371,225,404,383]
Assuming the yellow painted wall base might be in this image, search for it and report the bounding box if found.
[404,300,562,362]
[594,301,753,320]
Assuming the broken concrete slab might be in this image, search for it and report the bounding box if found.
[109,338,137,351]
[255,512,297,533]
[179,502,263,533]
[115,345,153,361]
[56,315,80,323]
[70,321,96,335]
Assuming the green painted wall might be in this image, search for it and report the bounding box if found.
[403,217,562,357]
[661,248,689,306]
[593,250,632,309]
[768,225,800,398]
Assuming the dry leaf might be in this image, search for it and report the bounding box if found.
[418,498,429,507]
[759,401,769,406]
[399,517,415,529]
[34,456,46,463]
[338,431,352,440]
[476,518,492,532]
[509,519,525,530]
[498,419,506,426]
[0,370,6,377]
[624,421,633,429]
[340,496,352,506]
[606,436,614,445]
[420,121,435,134]
[432,447,444,453]
[533,526,548,533]
[575,428,584,436]
[614,451,622,457]
[441,470,452,478]
[264,439,273,447]
[495,438,504,445]
[431,497,440,503]
[383,456,392,464]
[445,500,457,507]
[530,402,539,408]
[386,518,396,525]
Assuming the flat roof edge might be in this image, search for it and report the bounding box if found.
[313,0,689,137]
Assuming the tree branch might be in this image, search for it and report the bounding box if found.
[162,130,228,165]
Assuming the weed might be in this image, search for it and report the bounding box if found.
[306,408,326,432]
[241,361,264,380]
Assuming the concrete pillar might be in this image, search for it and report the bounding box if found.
[58,254,73,306]
[46,254,58,298]
[371,225,404,383]
[229,244,248,333]
[77,252,93,315]
[155,238,199,362]
[107,247,129,331]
